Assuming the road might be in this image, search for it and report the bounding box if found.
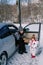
[7,45,43,65]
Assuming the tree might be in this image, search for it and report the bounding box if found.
[0,0,13,22]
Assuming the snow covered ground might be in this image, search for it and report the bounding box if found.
[7,45,43,65]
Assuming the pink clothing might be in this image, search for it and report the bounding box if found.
[31,54,36,58]
[29,40,38,58]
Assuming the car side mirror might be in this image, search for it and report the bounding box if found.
[24,28,29,32]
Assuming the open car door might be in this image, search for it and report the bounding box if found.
[24,23,40,41]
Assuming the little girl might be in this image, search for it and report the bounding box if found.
[29,34,38,65]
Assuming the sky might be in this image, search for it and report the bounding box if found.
[8,0,16,5]
[0,0,16,5]
[8,0,29,5]
[0,0,29,5]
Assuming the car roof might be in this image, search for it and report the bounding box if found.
[0,23,6,29]
[0,23,18,30]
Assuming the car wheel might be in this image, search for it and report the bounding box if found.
[0,53,7,65]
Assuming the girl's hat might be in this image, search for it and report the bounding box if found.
[31,34,36,40]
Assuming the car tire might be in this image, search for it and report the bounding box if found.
[0,53,7,65]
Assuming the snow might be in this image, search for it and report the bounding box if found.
[7,45,43,65]
[38,49,43,65]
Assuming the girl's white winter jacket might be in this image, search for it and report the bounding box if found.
[29,40,38,56]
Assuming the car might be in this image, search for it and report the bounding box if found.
[0,23,18,65]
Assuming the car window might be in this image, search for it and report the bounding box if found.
[8,26,16,31]
[24,23,40,41]
[0,26,11,39]
[8,27,15,29]
[8,25,18,33]
[24,24,39,32]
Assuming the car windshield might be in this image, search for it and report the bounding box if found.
[0,25,10,39]
[0,23,18,38]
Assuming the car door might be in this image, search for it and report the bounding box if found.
[40,24,43,47]
[24,23,40,41]
[2,35,16,57]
